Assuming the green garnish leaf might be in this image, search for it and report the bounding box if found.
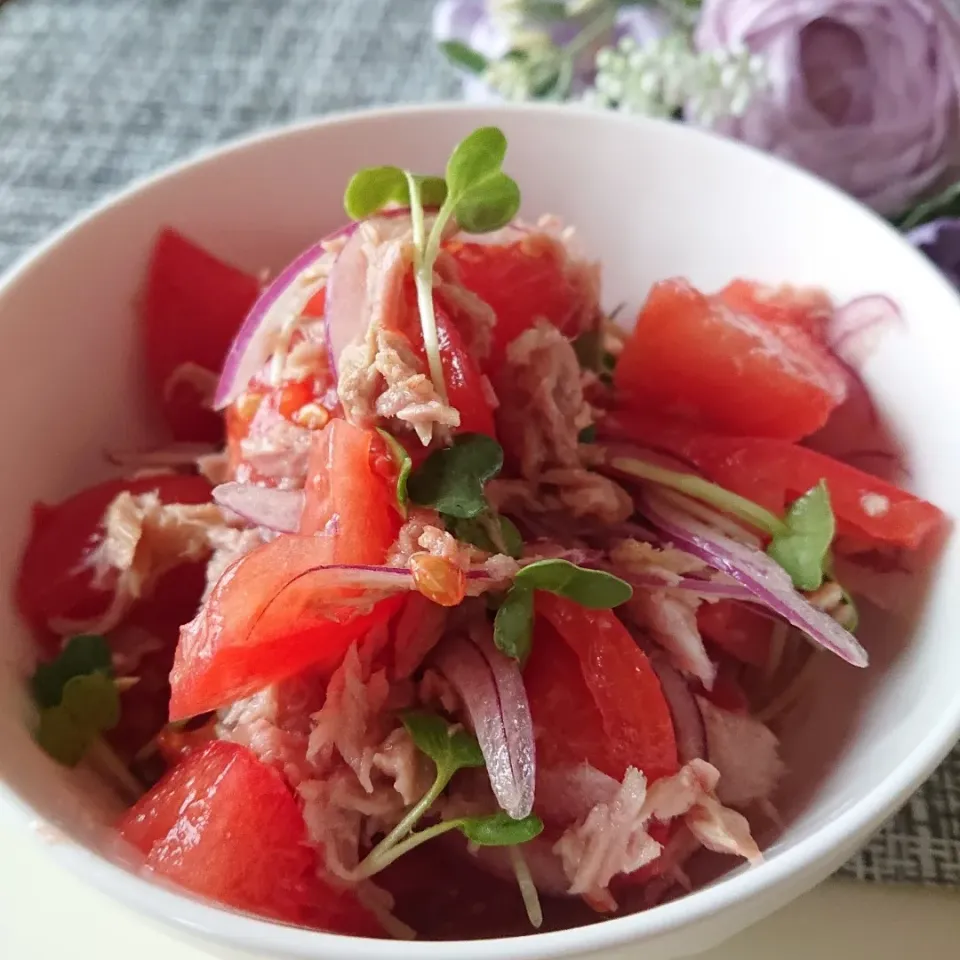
[514,559,633,609]
[344,167,447,220]
[31,634,113,709]
[450,513,524,559]
[439,40,489,75]
[344,165,407,220]
[377,428,412,517]
[444,127,521,234]
[401,710,485,775]
[36,673,121,768]
[407,433,504,519]
[572,330,603,370]
[767,481,836,591]
[493,584,535,662]
[578,425,597,444]
[458,812,544,847]
[36,707,93,767]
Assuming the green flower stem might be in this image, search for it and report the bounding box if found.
[607,452,787,536]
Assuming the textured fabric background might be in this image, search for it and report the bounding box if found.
[0,0,957,887]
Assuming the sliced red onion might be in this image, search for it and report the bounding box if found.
[432,634,534,820]
[212,482,304,533]
[648,653,706,765]
[641,492,869,668]
[828,295,902,368]
[620,571,755,602]
[467,623,536,819]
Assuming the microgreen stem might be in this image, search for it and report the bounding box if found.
[608,453,787,537]
[509,845,544,929]
[405,171,449,409]
[355,817,466,879]
[359,772,449,870]
[565,4,617,59]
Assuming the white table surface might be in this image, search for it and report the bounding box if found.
[1,818,957,959]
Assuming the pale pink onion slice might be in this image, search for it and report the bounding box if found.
[432,634,535,820]
[641,492,869,668]
[828,295,902,368]
[648,653,707,765]
[212,482,305,533]
[466,624,536,819]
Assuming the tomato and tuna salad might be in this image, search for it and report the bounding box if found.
[17,128,949,940]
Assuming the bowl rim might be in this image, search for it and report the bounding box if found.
[2,99,959,959]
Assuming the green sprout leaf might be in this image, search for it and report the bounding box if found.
[578,425,597,443]
[36,707,94,767]
[493,584,535,662]
[344,167,448,220]
[443,127,521,234]
[458,812,544,847]
[439,40,489,75]
[401,710,485,777]
[514,559,633,609]
[377,428,413,517]
[31,634,113,709]
[450,513,524,559]
[407,433,504,519]
[35,673,121,768]
[767,481,836,591]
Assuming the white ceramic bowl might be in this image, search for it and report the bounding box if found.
[1,103,959,960]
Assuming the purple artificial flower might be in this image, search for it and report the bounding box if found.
[908,218,960,288]
[696,0,960,215]
[433,0,667,101]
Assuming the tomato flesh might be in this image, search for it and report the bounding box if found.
[118,742,380,934]
[445,239,583,363]
[16,474,212,634]
[529,596,679,785]
[615,279,847,440]
[143,229,259,442]
[697,600,773,669]
[300,419,402,556]
[168,535,403,720]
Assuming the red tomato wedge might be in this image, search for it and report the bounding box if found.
[601,412,947,550]
[118,742,380,934]
[143,228,260,442]
[716,279,832,341]
[16,474,212,634]
[444,238,584,363]
[300,419,402,554]
[697,600,773,669]
[531,596,679,785]
[394,280,496,438]
[615,279,847,440]
[168,535,403,720]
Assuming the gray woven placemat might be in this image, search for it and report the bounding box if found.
[0,0,957,889]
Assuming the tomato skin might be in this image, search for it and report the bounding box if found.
[168,535,403,720]
[118,742,380,934]
[530,596,679,785]
[445,239,584,363]
[16,474,212,635]
[300,419,402,557]
[615,279,847,441]
[601,412,947,550]
[143,229,259,442]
